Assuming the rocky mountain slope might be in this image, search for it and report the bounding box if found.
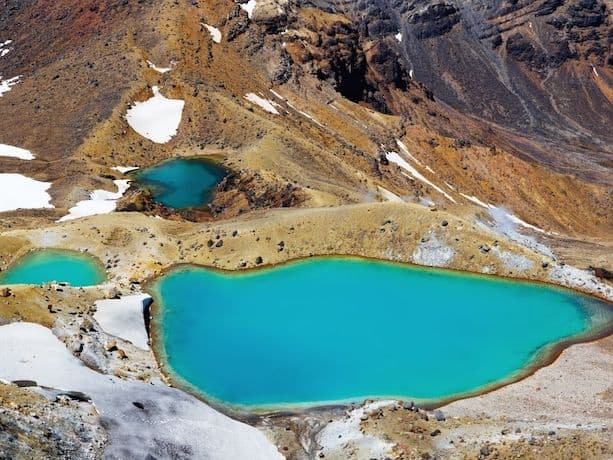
[302,0,612,181]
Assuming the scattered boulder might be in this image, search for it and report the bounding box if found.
[12,380,37,387]
[590,266,613,280]
[132,401,145,410]
[59,391,92,402]
[0,287,11,297]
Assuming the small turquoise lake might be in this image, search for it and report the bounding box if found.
[133,158,226,209]
[0,249,106,286]
[151,258,612,411]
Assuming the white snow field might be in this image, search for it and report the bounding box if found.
[94,294,151,350]
[146,60,172,73]
[0,39,20,96]
[0,322,284,460]
[0,174,53,212]
[0,143,35,160]
[125,86,184,143]
[240,0,257,18]
[245,92,280,114]
[385,150,456,202]
[0,75,20,97]
[58,180,130,222]
[111,166,139,174]
[203,23,222,43]
[0,39,11,57]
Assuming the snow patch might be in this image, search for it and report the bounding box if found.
[386,151,456,202]
[0,143,34,160]
[395,139,423,165]
[395,32,402,42]
[111,166,139,174]
[94,294,151,350]
[592,66,599,77]
[377,186,403,203]
[0,174,53,212]
[317,401,395,458]
[203,23,222,43]
[460,192,491,209]
[0,75,20,97]
[270,89,285,100]
[146,60,171,73]
[58,180,130,222]
[297,109,324,127]
[0,39,12,57]
[412,233,455,267]
[477,206,554,257]
[0,322,284,459]
[0,40,20,95]
[125,86,184,143]
[239,0,257,18]
[244,93,280,114]
[461,194,552,234]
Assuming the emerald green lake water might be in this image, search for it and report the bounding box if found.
[133,158,226,209]
[0,249,106,286]
[151,258,612,411]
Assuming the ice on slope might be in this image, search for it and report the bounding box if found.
[385,149,456,203]
[146,60,172,73]
[0,143,34,160]
[0,174,53,212]
[0,39,12,57]
[203,23,222,43]
[378,186,403,203]
[0,75,20,96]
[94,294,151,350]
[240,0,257,18]
[125,86,184,143]
[0,322,283,460]
[111,166,139,174]
[58,180,130,222]
[0,39,20,96]
[245,92,280,114]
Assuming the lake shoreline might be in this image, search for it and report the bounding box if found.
[145,256,613,418]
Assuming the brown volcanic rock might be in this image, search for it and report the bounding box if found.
[305,0,612,182]
[211,169,306,218]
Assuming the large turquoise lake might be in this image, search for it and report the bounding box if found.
[0,249,106,286]
[133,158,226,209]
[151,258,612,410]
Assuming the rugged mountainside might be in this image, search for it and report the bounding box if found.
[0,0,610,234]
[301,0,612,181]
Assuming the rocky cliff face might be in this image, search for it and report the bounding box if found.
[290,0,612,181]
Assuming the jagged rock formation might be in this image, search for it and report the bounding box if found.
[292,0,612,181]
